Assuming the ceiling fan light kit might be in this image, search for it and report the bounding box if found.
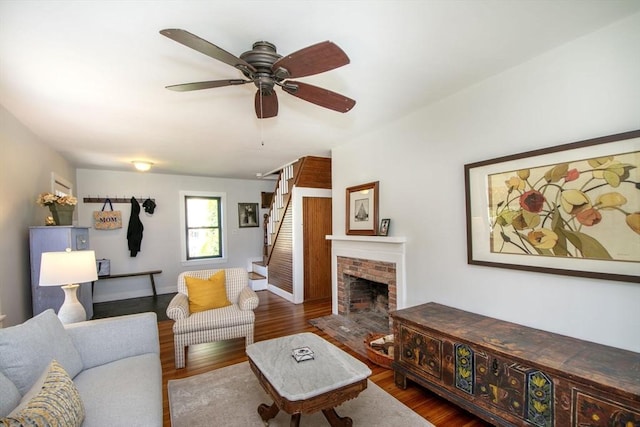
[160,29,356,119]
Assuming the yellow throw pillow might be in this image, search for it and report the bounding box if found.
[185,271,231,313]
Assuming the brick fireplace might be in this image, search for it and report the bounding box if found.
[337,257,397,318]
[345,275,390,315]
[329,235,406,321]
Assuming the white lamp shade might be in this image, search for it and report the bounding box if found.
[39,250,98,286]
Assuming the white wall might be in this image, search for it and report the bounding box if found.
[0,106,76,325]
[332,14,640,352]
[76,169,274,302]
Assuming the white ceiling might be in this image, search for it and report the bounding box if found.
[2,1,639,179]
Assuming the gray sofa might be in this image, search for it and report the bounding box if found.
[0,309,162,426]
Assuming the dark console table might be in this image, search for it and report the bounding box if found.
[93,270,162,296]
[391,302,640,427]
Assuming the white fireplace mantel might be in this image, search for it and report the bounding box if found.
[328,234,407,315]
[327,235,407,244]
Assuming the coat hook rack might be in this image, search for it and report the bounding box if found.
[83,196,155,204]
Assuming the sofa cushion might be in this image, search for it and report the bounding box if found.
[185,271,231,313]
[64,312,159,371]
[0,309,83,396]
[2,360,84,427]
[173,304,255,334]
[0,372,20,417]
[73,353,162,427]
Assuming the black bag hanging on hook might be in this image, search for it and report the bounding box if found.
[93,198,123,229]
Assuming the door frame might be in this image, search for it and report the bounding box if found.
[291,187,332,303]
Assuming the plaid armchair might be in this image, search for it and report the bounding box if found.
[166,268,259,369]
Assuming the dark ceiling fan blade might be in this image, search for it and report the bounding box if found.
[272,41,350,79]
[281,81,355,113]
[160,29,256,73]
[166,79,251,91]
[255,90,278,119]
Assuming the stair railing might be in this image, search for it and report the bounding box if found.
[264,161,299,264]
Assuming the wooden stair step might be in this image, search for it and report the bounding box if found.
[248,272,266,280]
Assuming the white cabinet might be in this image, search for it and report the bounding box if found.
[29,226,93,319]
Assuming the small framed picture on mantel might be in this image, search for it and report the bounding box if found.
[379,219,390,236]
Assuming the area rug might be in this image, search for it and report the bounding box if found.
[168,361,433,426]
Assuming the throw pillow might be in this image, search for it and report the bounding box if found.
[0,309,83,396]
[2,360,85,427]
[185,271,231,313]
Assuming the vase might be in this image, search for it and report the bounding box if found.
[49,204,74,226]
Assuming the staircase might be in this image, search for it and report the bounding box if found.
[265,156,332,264]
[247,259,268,291]
[264,162,294,264]
[253,156,332,299]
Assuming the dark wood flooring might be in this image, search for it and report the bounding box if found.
[93,291,489,427]
[93,292,175,321]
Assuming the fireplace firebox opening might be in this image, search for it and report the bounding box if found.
[345,275,389,318]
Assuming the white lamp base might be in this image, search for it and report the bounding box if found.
[58,284,86,324]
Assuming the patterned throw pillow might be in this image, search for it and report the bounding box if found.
[185,270,232,313]
[0,360,85,427]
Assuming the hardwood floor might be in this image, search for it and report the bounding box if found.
[159,291,490,426]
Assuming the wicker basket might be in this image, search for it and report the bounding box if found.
[364,333,394,369]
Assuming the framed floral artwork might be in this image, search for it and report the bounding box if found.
[346,181,379,235]
[464,130,639,283]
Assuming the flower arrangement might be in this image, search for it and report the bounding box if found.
[36,192,78,206]
[490,152,639,261]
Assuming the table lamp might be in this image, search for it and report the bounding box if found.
[39,248,98,324]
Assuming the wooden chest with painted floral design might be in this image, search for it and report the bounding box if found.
[391,302,640,426]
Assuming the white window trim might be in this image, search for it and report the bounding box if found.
[179,190,228,266]
[51,172,73,196]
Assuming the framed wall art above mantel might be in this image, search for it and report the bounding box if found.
[346,181,379,236]
[464,129,639,283]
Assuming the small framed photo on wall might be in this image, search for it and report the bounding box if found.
[238,203,259,228]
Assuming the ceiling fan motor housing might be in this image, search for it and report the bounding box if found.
[240,41,283,93]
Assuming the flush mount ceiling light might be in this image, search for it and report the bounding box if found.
[132,161,153,172]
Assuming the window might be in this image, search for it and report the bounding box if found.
[51,172,73,196]
[180,191,226,263]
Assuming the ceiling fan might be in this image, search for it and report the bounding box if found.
[160,29,356,119]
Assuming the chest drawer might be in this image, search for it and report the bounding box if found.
[397,324,443,380]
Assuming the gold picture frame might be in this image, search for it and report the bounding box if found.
[346,181,379,235]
